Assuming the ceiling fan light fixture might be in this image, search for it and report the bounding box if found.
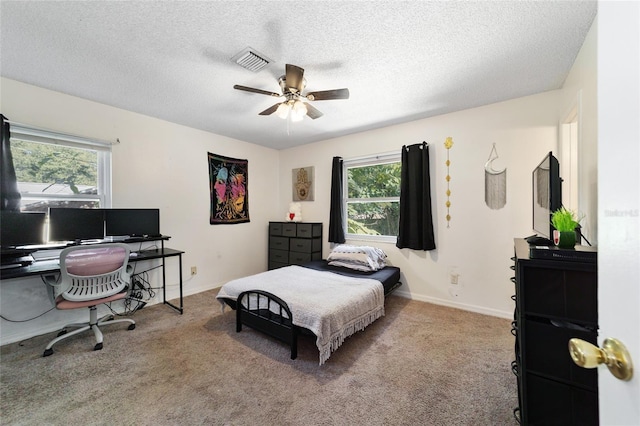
[292,100,307,116]
[276,103,290,119]
[234,63,349,121]
[290,109,305,122]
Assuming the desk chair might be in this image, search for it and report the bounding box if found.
[43,243,136,357]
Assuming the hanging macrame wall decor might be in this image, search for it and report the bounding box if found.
[484,143,507,210]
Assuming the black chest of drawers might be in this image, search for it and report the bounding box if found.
[512,238,598,425]
[268,222,323,270]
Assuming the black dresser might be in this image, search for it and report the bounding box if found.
[511,238,598,425]
[268,222,322,270]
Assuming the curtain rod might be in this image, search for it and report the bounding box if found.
[404,141,429,151]
[345,150,400,163]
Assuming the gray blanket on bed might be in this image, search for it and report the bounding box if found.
[216,265,385,365]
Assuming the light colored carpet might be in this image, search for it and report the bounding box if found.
[0,289,518,425]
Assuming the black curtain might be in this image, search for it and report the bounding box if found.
[328,156,345,243]
[396,142,436,250]
[0,115,21,211]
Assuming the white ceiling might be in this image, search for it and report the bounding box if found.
[0,1,597,150]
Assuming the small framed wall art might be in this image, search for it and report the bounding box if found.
[292,166,314,201]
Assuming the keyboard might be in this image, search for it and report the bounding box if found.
[0,255,34,269]
[31,249,63,261]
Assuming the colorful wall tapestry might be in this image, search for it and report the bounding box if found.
[208,152,249,225]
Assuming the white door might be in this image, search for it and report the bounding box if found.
[597,2,640,424]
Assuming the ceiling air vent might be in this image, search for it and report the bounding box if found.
[232,47,272,72]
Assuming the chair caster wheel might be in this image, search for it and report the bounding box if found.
[94,342,103,351]
[43,348,54,357]
[57,330,68,337]
[128,324,136,330]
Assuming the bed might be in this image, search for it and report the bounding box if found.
[216,258,402,365]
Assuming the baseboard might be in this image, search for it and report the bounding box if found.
[392,289,513,320]
[191,284,513,320]
[1,284,512,347]
[181,282,223,298]
[185,284,515,319]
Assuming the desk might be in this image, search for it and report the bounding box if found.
[130,247,184,314]
[0,246,185,314]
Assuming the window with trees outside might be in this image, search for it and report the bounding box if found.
[344,153,401,242]
[9,124,112,213]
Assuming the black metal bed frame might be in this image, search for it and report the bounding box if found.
[236,290,298,359]
[234,281,403,361]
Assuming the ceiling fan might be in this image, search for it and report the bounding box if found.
[233,64,349,121]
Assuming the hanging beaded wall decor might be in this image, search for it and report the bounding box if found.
[444,137,454,228]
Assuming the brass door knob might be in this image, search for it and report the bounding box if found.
[569,338,634,381]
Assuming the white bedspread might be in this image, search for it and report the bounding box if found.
[216,265,385,365]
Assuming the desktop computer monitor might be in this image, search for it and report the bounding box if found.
[105,208,160,237]
[0,211,47,249]
[48,208,105,243]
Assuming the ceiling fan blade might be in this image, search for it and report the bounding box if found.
[304,103,323,119]
[285,64,305,93]
[306,88,350,101]
[234,85,281,97]
[259,103,282,116]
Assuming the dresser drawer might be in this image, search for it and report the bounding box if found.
[289,252,311,265]
[296,223,322,238]
[282,223,297,237]
[524,319,597,390]
[269,222,283,236]
[289,238,311,253]
[269,236,288,251]
[521,265,597,324]
[269,249,289,264]
[525,373,597,425]
[289,238,322,254]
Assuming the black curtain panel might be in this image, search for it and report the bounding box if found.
[0,115,21,211]
[328,156,345,243]
[396,142,436,250]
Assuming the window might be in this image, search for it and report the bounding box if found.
[344,153,401,242]
[9,123,112,212]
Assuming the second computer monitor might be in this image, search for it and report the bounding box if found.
[105,208,160,237]
[48,208,105,243]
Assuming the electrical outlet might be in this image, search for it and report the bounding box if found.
[449,266,460,285]
[190,266,197,275]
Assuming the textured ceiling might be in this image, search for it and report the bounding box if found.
[0,1,597,150]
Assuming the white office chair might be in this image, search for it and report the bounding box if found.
[43,243,136,357]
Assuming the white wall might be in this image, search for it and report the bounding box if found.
[0,18,599,343]
[0,78,279,344]
[278,91,561,318]
[276,18,598,320]
[559,18,598,244]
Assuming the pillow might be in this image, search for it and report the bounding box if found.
[327,244,387,272]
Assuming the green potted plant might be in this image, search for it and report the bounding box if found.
[551,207,580,248]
